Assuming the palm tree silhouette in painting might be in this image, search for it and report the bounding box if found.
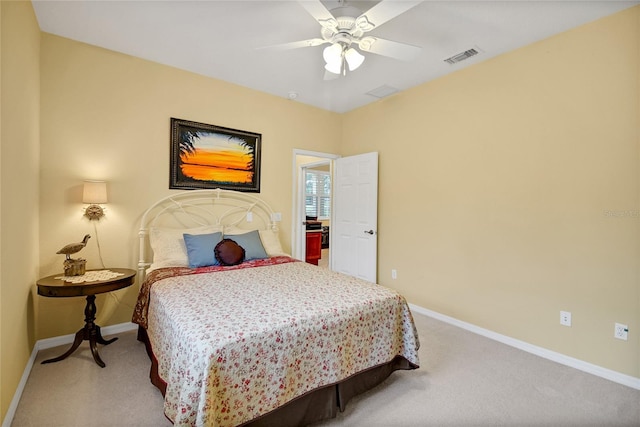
[179,129,199,158]
[231,135,256,181]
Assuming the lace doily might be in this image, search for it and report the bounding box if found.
[55,270,125,283]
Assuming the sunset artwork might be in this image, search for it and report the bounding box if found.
[180,133,252,184]
[170,118,261,192]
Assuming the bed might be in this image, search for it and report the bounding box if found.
[132,189,420,426]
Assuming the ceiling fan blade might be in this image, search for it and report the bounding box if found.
[357,37,421,61]
[357,1,421,31]
[298,0,338,30]
[257,38,329,51]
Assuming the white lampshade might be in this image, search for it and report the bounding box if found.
[323,43,342,65]
[324,61,342,75]
[344,47,365,71]
[82,181,108,204]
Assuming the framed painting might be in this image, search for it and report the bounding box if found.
[170,118,262,192]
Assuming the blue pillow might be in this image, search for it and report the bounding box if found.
[183,232,223,268]
[225,230,268,260]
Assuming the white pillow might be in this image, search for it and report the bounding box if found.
[148,225,223,270]
[224,226,288,257]
[259,229,288,257]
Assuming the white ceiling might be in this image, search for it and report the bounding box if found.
[32,0,638,113]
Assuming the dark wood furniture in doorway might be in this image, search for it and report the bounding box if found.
[305,231,322,265]
[36,268,136,367]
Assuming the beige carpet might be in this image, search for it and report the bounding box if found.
[11,313,640,426]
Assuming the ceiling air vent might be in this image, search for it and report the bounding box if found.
[444,48,480,65]
[366,85,399,99]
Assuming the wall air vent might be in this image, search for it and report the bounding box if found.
[444,48,481,65]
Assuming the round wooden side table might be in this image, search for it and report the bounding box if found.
[36,268,136,368]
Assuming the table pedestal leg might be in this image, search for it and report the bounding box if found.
[41,294,117,368]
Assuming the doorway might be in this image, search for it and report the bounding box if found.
[292,150,379,282]
[292,150,339,268]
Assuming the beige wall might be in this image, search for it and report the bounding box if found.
[0,4,638,422]
[0,0,40,420]
[38,34,342,339]
[343,6,640,377]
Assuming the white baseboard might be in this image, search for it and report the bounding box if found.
[2,322,138,427]
[34,322,137,351]
[409,303,640,391]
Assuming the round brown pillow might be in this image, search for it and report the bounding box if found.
[214,239,245,266]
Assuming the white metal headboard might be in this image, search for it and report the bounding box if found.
[137,189,278,280]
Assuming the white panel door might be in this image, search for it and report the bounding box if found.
[331,152,378,282]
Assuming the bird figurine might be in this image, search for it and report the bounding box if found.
[56,234,91,260]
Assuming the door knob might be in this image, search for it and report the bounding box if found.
[364,230,375,235]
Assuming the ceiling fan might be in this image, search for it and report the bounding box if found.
[261,0,422,78]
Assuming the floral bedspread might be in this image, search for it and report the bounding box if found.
[132,256,296,330]
[133,257,420,426]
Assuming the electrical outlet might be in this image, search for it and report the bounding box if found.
[391,269,397,279]
[614,323,628,341]
[560,311,571,327]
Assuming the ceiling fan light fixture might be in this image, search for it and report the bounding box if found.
[344,47,365,71]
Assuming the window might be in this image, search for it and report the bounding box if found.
[305,170,331,220]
